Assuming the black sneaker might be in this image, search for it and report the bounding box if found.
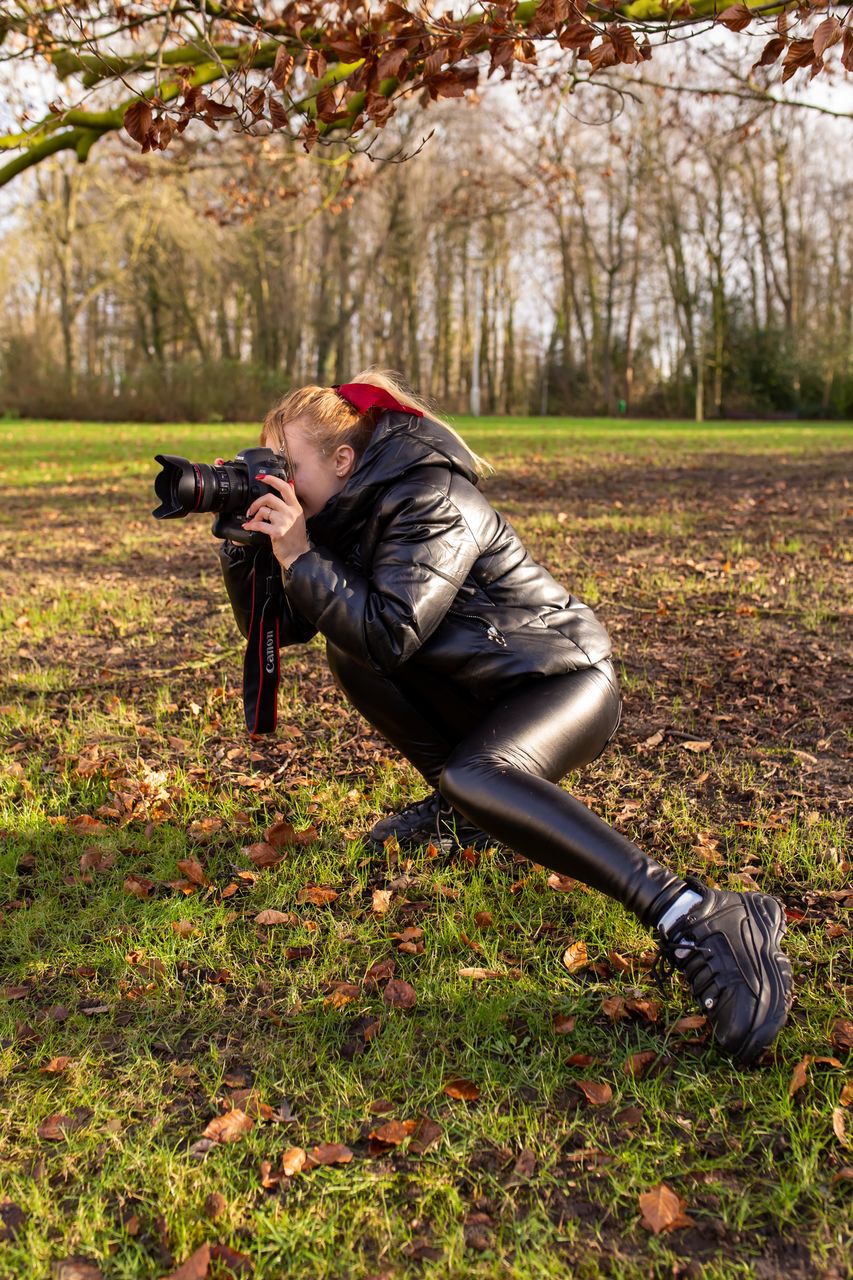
[367,790,496,853]
[652,875,794,1067]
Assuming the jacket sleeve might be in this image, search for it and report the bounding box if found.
[282,481,482,672]
[219,539,318,645]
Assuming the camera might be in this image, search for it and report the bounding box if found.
[152,446,290,546]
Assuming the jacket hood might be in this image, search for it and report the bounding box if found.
[305,410,480,553]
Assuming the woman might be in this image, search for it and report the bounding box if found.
[219,368,793,1068]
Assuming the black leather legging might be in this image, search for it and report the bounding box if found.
[326,643,686,927]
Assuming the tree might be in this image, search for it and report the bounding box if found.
[1,1,851,191]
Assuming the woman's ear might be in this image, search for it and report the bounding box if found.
[335,444,356,478]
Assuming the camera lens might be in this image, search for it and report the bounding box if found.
[153,455,250,519]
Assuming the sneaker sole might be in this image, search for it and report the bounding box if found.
[730,893,794,1067]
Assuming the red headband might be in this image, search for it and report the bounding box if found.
[332,382,424,418]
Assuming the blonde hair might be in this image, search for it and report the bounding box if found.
[260,365,494,479]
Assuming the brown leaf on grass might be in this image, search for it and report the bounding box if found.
[443,1078,479,1101]
[372,888,393,915]
[458,967,503,980]
[639,1183,694,1234]
[789,1057,810,1096]
[832,1167,853,1184]
[383,978,417,1008]
[176,858,206,886]
[209,1243,252,1276]
[202,1108,254,1143]
[281,1146,308,1176]
[681,739,712,753]
[123,874,154,899]
[254,909,296,926]
[672,1014,709,1034]
[577,1079,612,1106]
[325,982,361,1008]
[187,817,222,842]
[171,920,198,937]
[244,842,285,868]
[409,1114,442,1154]
[831,1019,853,1051]
[625,997,662,1023]
[368,1118,418,1154]
[547,873,578,892]
[552,1013,576,1035]
[601,996,628,1021]
[2,986,30,1000]
[562,940,588,973]
[296,885,338,906]
[266,819,318,848]
[566,1052,597,1067]
[51,1260,104,1280]
[37,1108,92,1140]
[68,814,110,835]
[840,1081,853,1107]
[474,910,493,927]
[305,1142,352,1167]
[39,1056,72,1074]
[363,958,396,989]
[833,1108,850,1149]
[637,730,664,752]
[160,1242,210,1280]
[624,1051,658,1080]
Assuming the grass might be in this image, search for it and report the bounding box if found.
[0,416,851,1280]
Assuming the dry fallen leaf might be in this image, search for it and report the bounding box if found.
[305,1142,352,1167]
[681,739,712,753]
[833,1107,850,1149]
[372,888,392,914]
[176,858,206,886]
[202,1108,254,1143]
[383,978,417,1008]
[562,940,588,973]
[244,842,285,868]
[831,1019,853,1051]
[577,1079,612,1106]
[789,1057,811,1097]
[281,1146,307,1176]
[443,1078,479,1101]
[39,1056,72,1074]
[638,1183,693,1234]
[296,885,338,906]
[458,967,502,980]
[254,909,295,926]
[624,1051,658,1080]
[552,1012,576,1035]
[160,1242,210,1280]
[547,873,578,892]
[409,1114,442,1153]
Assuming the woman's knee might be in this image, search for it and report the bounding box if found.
[439,751,506,811]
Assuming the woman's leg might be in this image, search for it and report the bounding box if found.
[326,642,460,788]
[437,658,687,926]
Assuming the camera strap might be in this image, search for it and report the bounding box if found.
[243,543,282,735]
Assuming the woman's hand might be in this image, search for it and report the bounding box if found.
[242,472,311,570]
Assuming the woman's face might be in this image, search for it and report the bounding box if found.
[280,420,356,519]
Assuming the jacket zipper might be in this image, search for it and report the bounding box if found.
[448,608,507,647]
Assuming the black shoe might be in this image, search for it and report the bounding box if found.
[652,875,794,1067]
[367,789,496,853]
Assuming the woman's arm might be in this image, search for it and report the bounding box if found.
[282,479,482,672]
[219,539,318,645]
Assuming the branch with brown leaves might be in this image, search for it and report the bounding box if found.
[0,0,850,187]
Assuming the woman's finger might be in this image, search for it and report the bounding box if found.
[257,473,297,499]
[246,488,290,517]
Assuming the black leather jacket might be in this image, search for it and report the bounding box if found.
[219,410,612,702]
